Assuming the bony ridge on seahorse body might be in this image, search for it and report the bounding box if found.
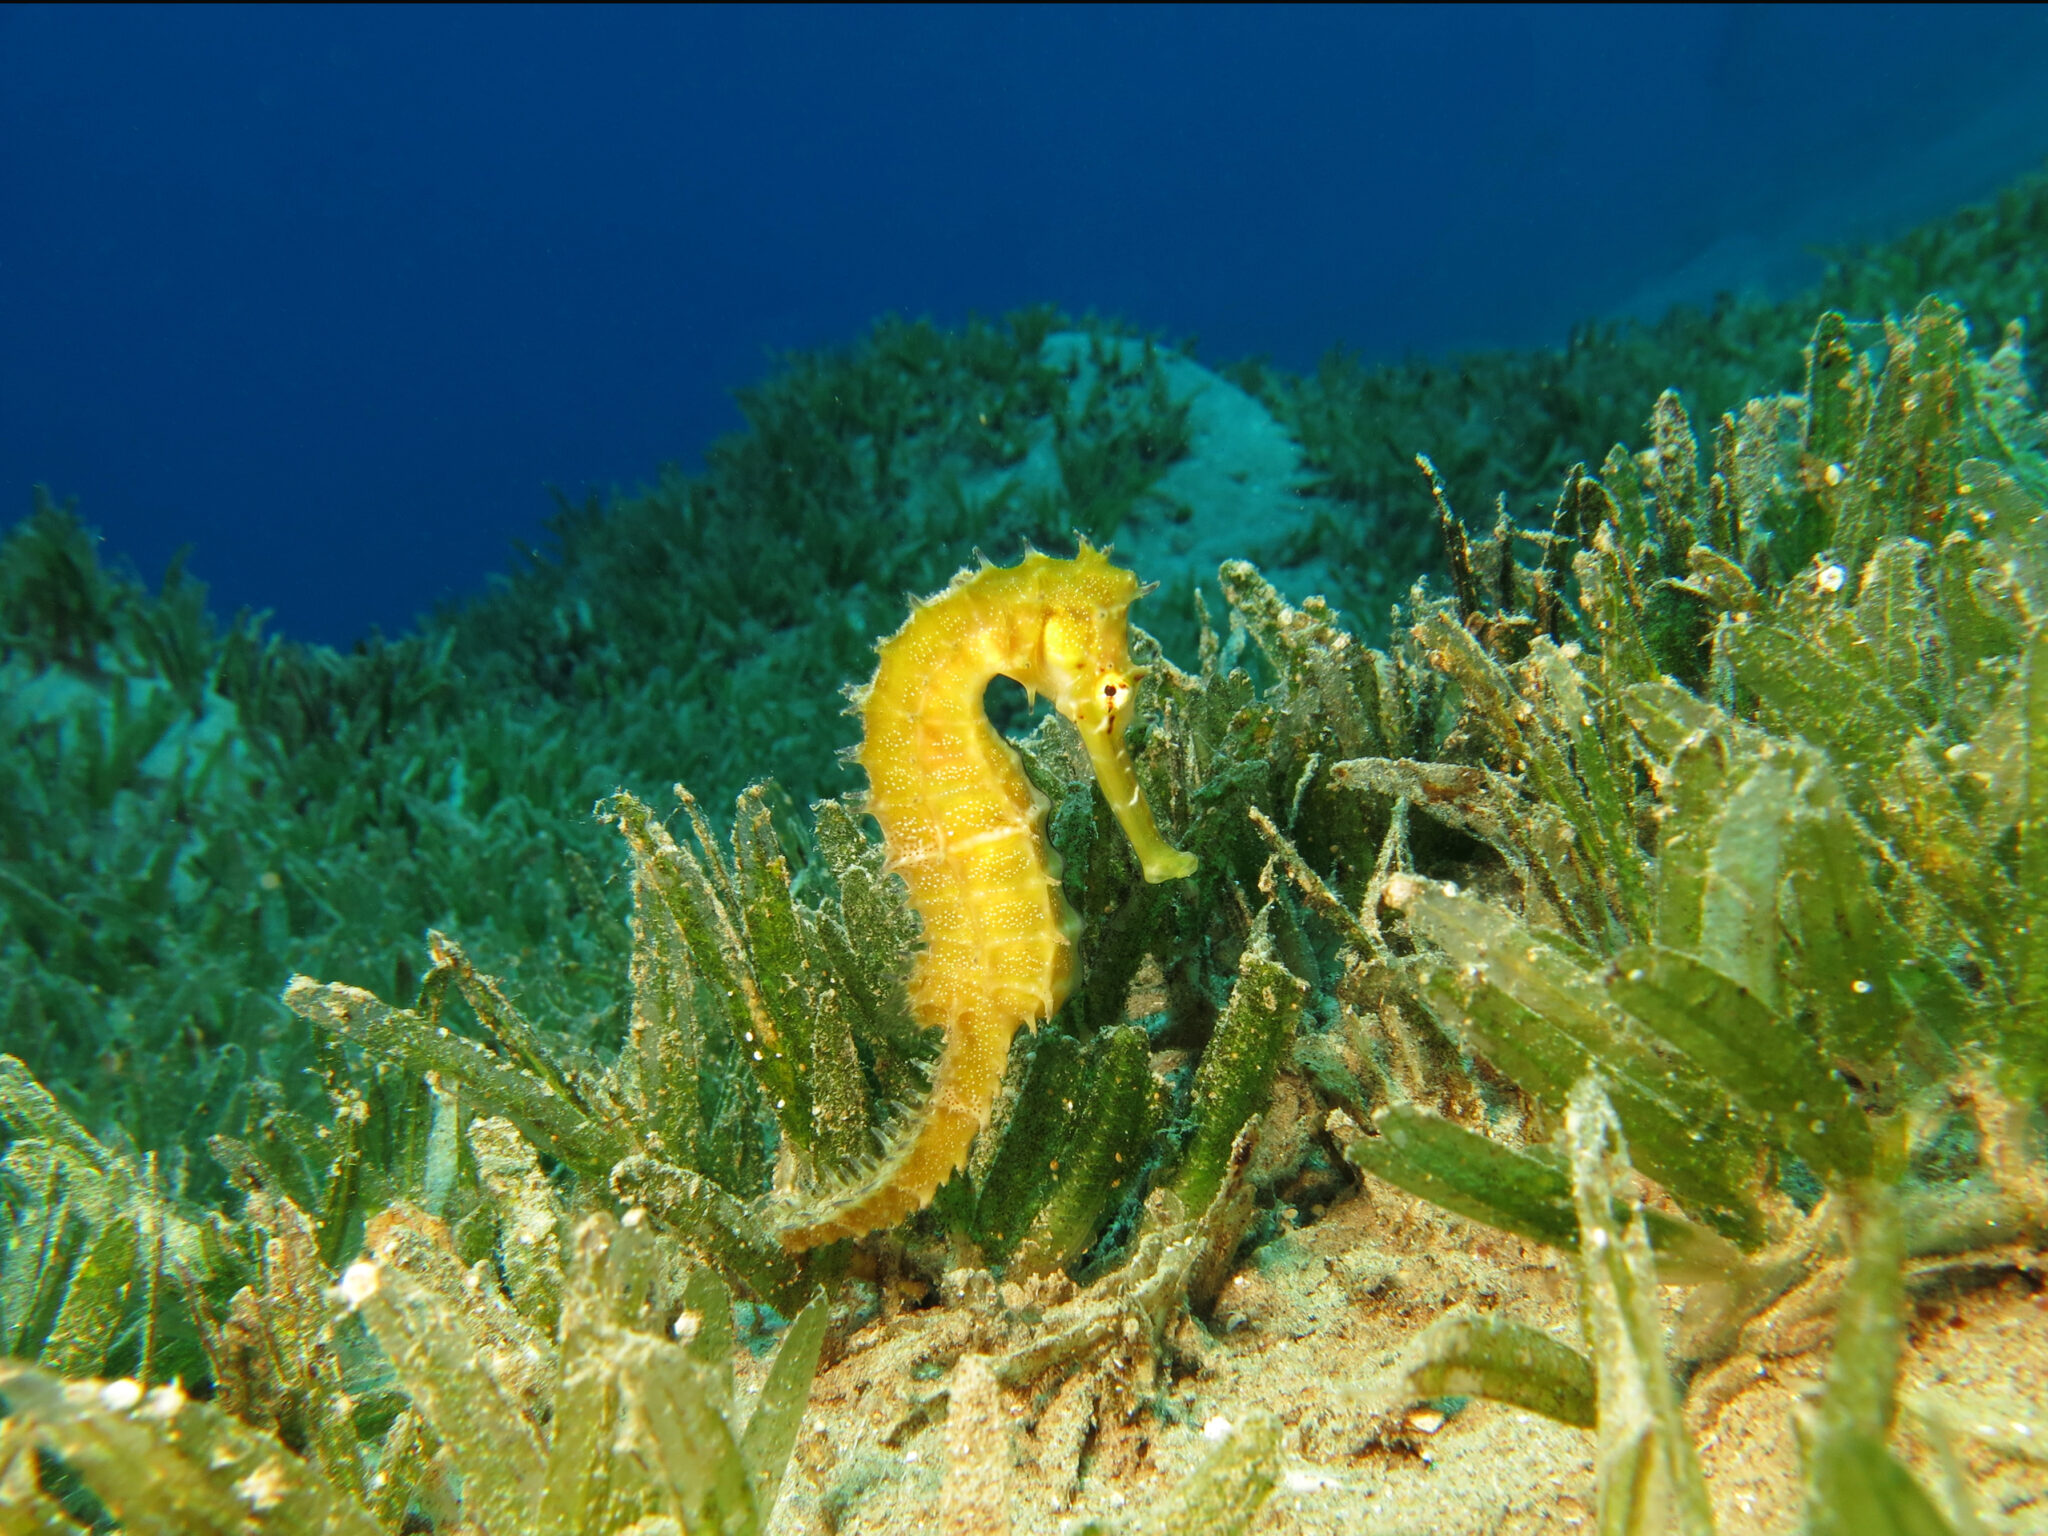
[773,542,1197,1250]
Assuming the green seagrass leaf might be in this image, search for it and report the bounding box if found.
[1566,1079,1716,1536]
[604,791,809,1154]
[193,1186,367,1505]
[347,1260,547,1534]
[1413,616,1618,944]
[1781,797,1912,1073]
[1331,756,1528,856]
[732,785,818,1139]
[1851,300,1981,559]
[803,966,871,1176]
[1441,997,1772,1244]
[1888,952,1982,1065]
[1821,1183,1908,1444]
[1932,524,2019,680]
[809,799,920,1022]
[1169,907,1307,1215]
[1601,444,1653,559]
[622,863,709,1176]
[1647,727,1728,955]
[1349,1103,1744,1281]
[1803,312,1868,488]
[1415,967,1579,1109]
[1219,560,1384,760]
[1967,669,2032,841]
[0,1058,117,1179]
[1526,639,1652,942]
[1729,393,1820,582]
[35,1210,135,1380]
[1009,1024,1157,1277]
[738,1288,828,1521]
[1678,546,1761,615]
[468,1116,567,1335]
[1697,759,1795,1011]
[2011,622,2048,1088]
[539,1319,642,1536]
[679,1258,738,1401]
[430,934,585,1111]
[1606,944,1869,1182]
[1957,456,2048,609]
[1854,540,1949,729]
[608,1156,805,1312]
[1720,615,1920,801]
[1646,390,1702,573]
[1873,741,2013,977]
[0,1184,86,1362]
[615,1332,758,1536]
[1800,1182,1960,1536]
[1396,1310,1596,1429]
[1352,1104,1577,1250]
[973,1031,1084,1262]
[1397,882,1765,1245]
[1804,1441,1962,1536]
[538,1213,693,1536]
[1622,675,1752,764]
[1331,756,1600,946]
[1575,528,1661,689]
[809,798,933,1111]
[283,978,625,1180]
[0,1362,383,1536]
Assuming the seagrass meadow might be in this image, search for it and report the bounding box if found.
[3,167,2048,1534]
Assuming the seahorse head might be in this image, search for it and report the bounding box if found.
[1033,543,1198,884]
[1034,542,1142,728]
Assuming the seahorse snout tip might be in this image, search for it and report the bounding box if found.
[1142,848,1200,884]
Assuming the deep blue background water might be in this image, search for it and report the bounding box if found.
[6,4,2048,646]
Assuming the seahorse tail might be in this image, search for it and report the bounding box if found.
[771,1014,1017,1251]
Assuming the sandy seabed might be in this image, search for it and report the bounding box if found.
[748,1163,2048,1536]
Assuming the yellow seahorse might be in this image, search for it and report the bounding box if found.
[776,543,1198,1249]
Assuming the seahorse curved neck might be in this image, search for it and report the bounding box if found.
[773,548,1195,1250]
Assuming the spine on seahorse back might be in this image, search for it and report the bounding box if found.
[775,544,1197,1250]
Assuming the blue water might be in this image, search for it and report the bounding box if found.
[6,4,2048,646]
